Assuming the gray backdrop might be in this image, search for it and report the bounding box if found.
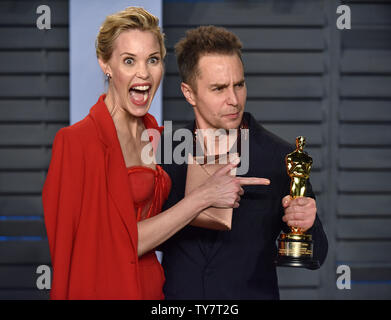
[0,0,390,299]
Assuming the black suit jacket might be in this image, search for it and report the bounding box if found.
[159,112,328,299]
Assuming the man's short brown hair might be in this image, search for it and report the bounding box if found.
[175,25,243,90]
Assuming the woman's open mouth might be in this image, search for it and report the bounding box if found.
[129,83,151,106]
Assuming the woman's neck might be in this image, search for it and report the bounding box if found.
[104,92,143,140]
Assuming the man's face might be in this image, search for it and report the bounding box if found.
[182,54,247,130]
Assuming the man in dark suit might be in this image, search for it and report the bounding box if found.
[159,26,328,299]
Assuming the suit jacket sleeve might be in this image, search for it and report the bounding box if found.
[42,128,84,299]
[305,180,328,268]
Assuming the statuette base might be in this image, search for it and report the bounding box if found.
[276,233,320,269]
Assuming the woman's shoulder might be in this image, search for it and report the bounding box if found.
[50,114,108,172]
[54,114,98,146]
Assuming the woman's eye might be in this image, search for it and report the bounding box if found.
[148,57,159,64]
[124,58,134,65]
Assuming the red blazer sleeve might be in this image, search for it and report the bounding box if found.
[42,128,84,300]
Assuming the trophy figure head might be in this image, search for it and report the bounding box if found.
[296,136,305,151]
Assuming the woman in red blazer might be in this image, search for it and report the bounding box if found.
[42,7,247,300]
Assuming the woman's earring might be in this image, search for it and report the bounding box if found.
[106,73,111,80]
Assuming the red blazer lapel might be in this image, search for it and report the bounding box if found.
[89,95,138,252]
[105,147,138,252]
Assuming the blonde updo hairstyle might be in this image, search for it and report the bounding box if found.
[96,6,166,63]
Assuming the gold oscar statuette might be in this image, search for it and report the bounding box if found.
[276,136,320,269]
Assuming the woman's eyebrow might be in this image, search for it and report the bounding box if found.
[120,51,161,56]
[120,52,136,56]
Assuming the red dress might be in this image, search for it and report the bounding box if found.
[43,94,171,299]
[127,165,171,299]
